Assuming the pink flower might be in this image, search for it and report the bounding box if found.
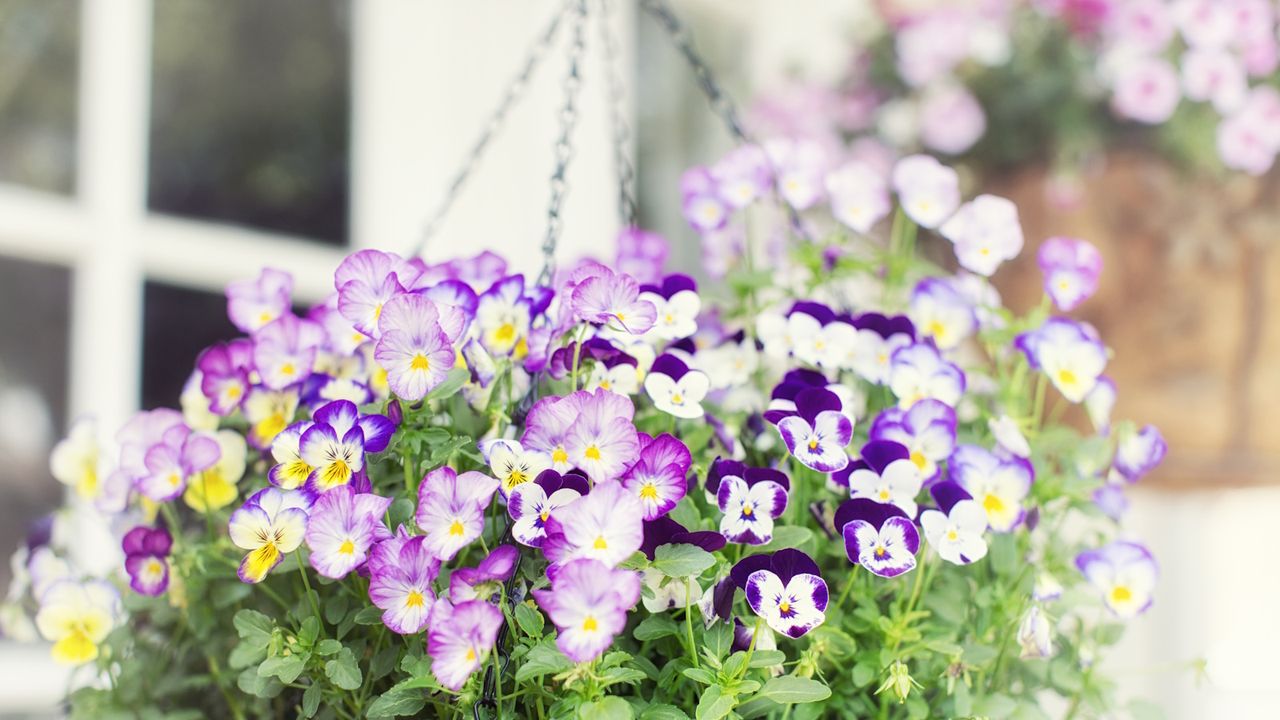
[542,482,644,571]
[891,155,961,229]
[825,161,890,234]
[919,85,987,155]
[1181,49,1246,113]
[414,467,499,562]
[1111,57,1181,124]
[570,265,657,335]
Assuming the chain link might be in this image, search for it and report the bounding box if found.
[596,0,639,229]
[535,0,590,287]
[638,0,813,242]
[411,0,574,258]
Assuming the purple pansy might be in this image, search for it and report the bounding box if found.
[643,354,710,420]
[414,466,500,563]
[196,339,254,415]
[520,394,581,472]
[449,545,519,604]
[427,598,504,690]
[847,312,916,385]
[299,399,394,495]
[137,425,221,502]
[1038,237,1103,311]
[615,227,669,284]
[1015,318,1107,403]
[226,267,293,334]
[475,275,535,358]
[731,549,828,638]
[620,433,692,521]
[228,487,312,584]
[1114,424,1167,482]
[888,342,966,409]
[949,445,1035,533]
[868,399,957,483]
[1076,541,1158,618]
[1085,376,1117,434]
[304,485,393,579]
[367,529,441,634]
[938,194,1025,276]
[835,498,920,578]
[334,249,419,338]
[638,274,701,341]
[891,154,960,229]
[562,389,641,484]
[909,278,976,351]
[918,481,988,566]
[481,438,552,499]
[532,558,641,663]
[716,465,790,545]
[122,526,172,596]
[774,388,853,473]
[268,422,313,490]
[1093,483,1130,521]
[374,293,463,402]
[681,166,730,233]
[507,470,589,547]
[826,160,891,233]
[639,516,727,561]
[542,481,644,571]
[570,264,657,334]
[252,314,327,390]
[838,440,924,517]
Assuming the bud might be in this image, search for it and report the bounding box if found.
[1033,571,1063,602]
[386,398,404,426]
[875,660,921,703]
[1017,606,1054,659]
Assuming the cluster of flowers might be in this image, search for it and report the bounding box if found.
[3,146,1166,715]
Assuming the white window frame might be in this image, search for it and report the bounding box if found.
[0,0,631,708]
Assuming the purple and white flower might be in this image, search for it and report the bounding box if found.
[242,387,300,450]
[562,389,641,484]
[570,264,657,335]
[716,465,789,545]
[228,487,312,584]
[483,438,552,498]
[1075,540,1158,618]
[825,160,891,233]
[918,481,988,566]
[475,275,535,358]
[195,339,254,415]
[375,293,462,402]
[1016,318,1107,403]
[414,467,499,562]
[620,433,691,521]
[639,274,701,341]
[1038,237,1103,312]
[367,530,440,634]
[427,598,504,690]
[1017,605,1054,659]
[507,470,589,547]
[542,481,644,571]
[835,498,920,578]
[949,444,1034,533]
[774,388,853,473]
[910,278,975,351]
[846,313,915,385]
[252,314,326,390]
[888,342,966,409]
[532,558,641,663]
[839,440,923,517]
[938,194,1024,276]
[449,545,519,604]
[644,354,710,420]
[137,425,221,503]
[121,526,172,596]
[227,267,293,334]
[989,415,1031,458]
[304,485,393,579]
[1114,424,1167,482]
[299,400,394,494]
[891,154,960,229]
[731,549,828,638]
[1085,376,1118,434]
[869,399,957,482]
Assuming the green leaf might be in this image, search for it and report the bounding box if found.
[314,639,343,656]
[258,654,306,684]
[974,693,1017,719]
[301,682,321,718]
[578,696,635,720]
[748,650,786,668]
[423,368,469,401]
[236,667,283,699]
[756,676,831,704]
[229,640,268,670]
[212,581,251,608]
[353,605,384,625]
[704,621,733,661]
[851,662,876,689]
[514,641,573,683]
[298,617,321,648]
[325,647,363,691]
[652,544,715,578]
[366,687,427,718]
[640,704,691,720]
[681,667,716,685]
[323,593,349,625]
[514,602,545,638]
[734,697,781,720]
[633,614,680,641]
[233,609,274,647]
[757,526,813,552]
[694,686,735,720]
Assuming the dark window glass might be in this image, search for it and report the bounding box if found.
[148,0,351,244]
[0,0,79,194]
[141,280,237,411]
[0,256,71,590]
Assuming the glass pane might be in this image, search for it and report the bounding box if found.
[141,281,237,411]
[0,0,79,194]
[0,256,70,590]
[148,0,351,244]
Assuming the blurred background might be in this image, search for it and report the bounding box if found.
[0,0,1276,717]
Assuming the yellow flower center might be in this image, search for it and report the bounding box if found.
[448,520,466,537]
[639,484,659,501]
[495,322,516,343]
[808,439,819,450]
[552,447,568,464]
[405,590,426,608]
[593,535,608,550]
[1110,585,1132,603]
[910,451,927,470]
[338,539,356,555]
[1057,368,1078,387]
[465,647,477,662]
[778,601,791,614]
[878,489,891,501]
[582,615,599,632]
[671,393,684,405]
[280,363,296,377]
[168,472,182,487]
[539,511,550,522]
[927,320,946,339]
[875,546,887,558]
[741,503,754,517]
[411,353,430,371]
[585,445,601,461]
[258,311,275,325]
[983,494,1005,515]
[946,530,958,542]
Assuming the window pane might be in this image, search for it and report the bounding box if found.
[148,0,351,244]
[0,256,70,590]
[141,280,236,411]
[0,0,79,194]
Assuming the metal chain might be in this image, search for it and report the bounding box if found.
[536,0,590,287]
[472,521,524,720]
[596,0,639,229]
[638,0,813,242]
[411,0,573,258]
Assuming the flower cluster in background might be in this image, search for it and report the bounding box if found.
[1,140,1169,717]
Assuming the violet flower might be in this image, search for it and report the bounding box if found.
[542,481,644,571]
[252,314,327,390]
[374,293,464,402]
[838,440,924,517]
[774,388,853,473]
[414,467,499,563]
[367,529,441,634]
[195,339,254,415]
[507,470,589,547]
[122,526,172,597]
[868,399,957,483]
[888,342,966,409]
[228,487,312,584]
[1037,236,1103,312]
[304,485,393,579]
[949,445,1034,533]
[836,498,919,578]
[730,549,828,638]
[643,354,711,420]
[918,481,988,566]
[427,598,504,690]
[1076,540,1158,618]
[716,465,790,545]
[299,399,394,495]
[533,558,641,664]
[638,274,701,341]
[1113,424,1167,482]
[1015,318,1107,403]
[570,264,657,335]
[137,424,221,503]
[620,432,692,521]
[226,267,293,334]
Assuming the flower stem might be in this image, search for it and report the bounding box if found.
[297,556,324,634]
[684,578,699,669]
